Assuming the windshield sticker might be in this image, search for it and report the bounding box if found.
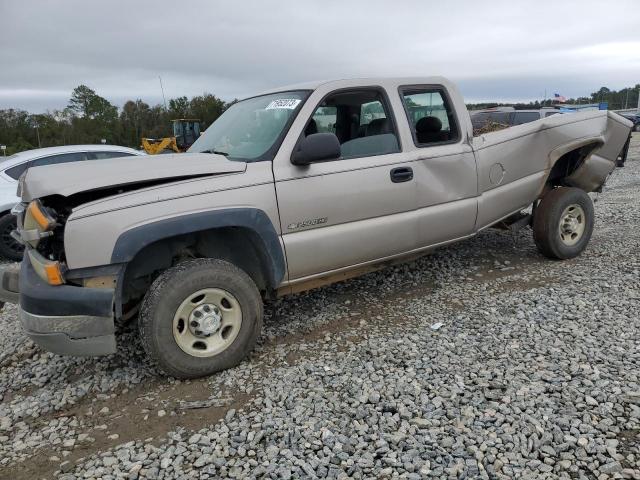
[265,99,301,110]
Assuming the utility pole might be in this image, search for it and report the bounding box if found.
[159,76,168,111]
[34,122,41,148]
[637,86,640,114]
[625,89,629,110]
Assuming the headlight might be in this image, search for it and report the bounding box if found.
[25,200,56,231]
[21,200,56,248]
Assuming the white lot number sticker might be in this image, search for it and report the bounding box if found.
[265,99,301,110]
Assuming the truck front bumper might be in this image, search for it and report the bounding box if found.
[0,260,116,356]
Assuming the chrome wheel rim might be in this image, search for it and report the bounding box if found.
[558,204,586,246]
[172,288,242,358]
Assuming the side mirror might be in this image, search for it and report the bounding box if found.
[291,133,341,166]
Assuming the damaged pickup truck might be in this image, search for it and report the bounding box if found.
[0,77,633,378]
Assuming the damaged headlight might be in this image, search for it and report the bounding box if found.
[27,248,66,285]
[18,200,66,285]
[22,199,57,248]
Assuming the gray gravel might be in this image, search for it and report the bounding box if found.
[1,134,639,479]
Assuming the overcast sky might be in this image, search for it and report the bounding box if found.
[1,0,639,112]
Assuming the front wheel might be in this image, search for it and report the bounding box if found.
[533,187,594,260]
[139,259,263,378]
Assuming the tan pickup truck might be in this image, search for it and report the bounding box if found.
[0,77,633,378]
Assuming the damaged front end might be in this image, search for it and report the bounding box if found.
[0,197,118,355]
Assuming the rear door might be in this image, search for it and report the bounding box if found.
[398,85,478,248]
[273,86,418,281]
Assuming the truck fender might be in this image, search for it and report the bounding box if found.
[110,208,286,287]
[547,135,604,167]
[547,136,609,192]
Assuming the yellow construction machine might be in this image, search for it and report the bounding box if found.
[141,119,202,154]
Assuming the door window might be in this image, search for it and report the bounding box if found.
[88,151,136,160]
[401,88,459,146]
[303,89,400,159]
[309,106,337,134]
[31,152,89,167]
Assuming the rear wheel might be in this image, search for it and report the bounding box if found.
[139,258,263,378]
[0,214,23,262]
[533,187,594,259]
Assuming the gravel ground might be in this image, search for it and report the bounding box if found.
[1,134,639,480]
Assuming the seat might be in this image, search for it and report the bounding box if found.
[415,116,447,143]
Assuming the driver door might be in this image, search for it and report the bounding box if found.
[273,86,418,282]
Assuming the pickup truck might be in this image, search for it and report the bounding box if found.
[0,77,633,378]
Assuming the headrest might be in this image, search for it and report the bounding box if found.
[367,118,390,136]
[415,116,442,133]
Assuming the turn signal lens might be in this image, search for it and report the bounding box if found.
[27,249,65,286]
[27,200,55,231]
[44,263,64,286]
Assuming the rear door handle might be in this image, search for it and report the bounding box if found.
[390,166,413,183]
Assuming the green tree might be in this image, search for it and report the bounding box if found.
[168,96,190,118]
[67,85,119,144]
[189,93,227,129]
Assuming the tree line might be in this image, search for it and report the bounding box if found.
[1,83,639,156]
[0,85,230,156]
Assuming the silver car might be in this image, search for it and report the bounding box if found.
[0,145,144,260]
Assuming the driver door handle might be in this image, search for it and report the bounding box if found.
[390,166,413,183]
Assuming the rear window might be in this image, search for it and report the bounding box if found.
[4,162,29,180]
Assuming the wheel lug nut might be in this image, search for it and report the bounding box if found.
[203,305,210,312]
[190,321,198,327]
[195,330,202,335]
[194,311,202,318]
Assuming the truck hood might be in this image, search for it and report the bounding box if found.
[20,152,246,201]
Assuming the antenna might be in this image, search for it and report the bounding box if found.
[159,76,168,111]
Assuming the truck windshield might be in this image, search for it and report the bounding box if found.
[189,90,309,162]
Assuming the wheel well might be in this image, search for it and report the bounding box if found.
[547,142,601,187]
[120,227,274,313]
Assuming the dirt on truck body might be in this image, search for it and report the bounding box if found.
[0,76,633,378]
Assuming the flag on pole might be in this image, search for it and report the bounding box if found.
[554,93,567,103]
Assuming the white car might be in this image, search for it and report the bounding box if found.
[0,145,145,260]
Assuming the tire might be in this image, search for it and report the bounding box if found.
[0,214,23,262]
[533,187,594,260]
[139,258,263,379]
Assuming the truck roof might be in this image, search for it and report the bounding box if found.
[257,76,457,96]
